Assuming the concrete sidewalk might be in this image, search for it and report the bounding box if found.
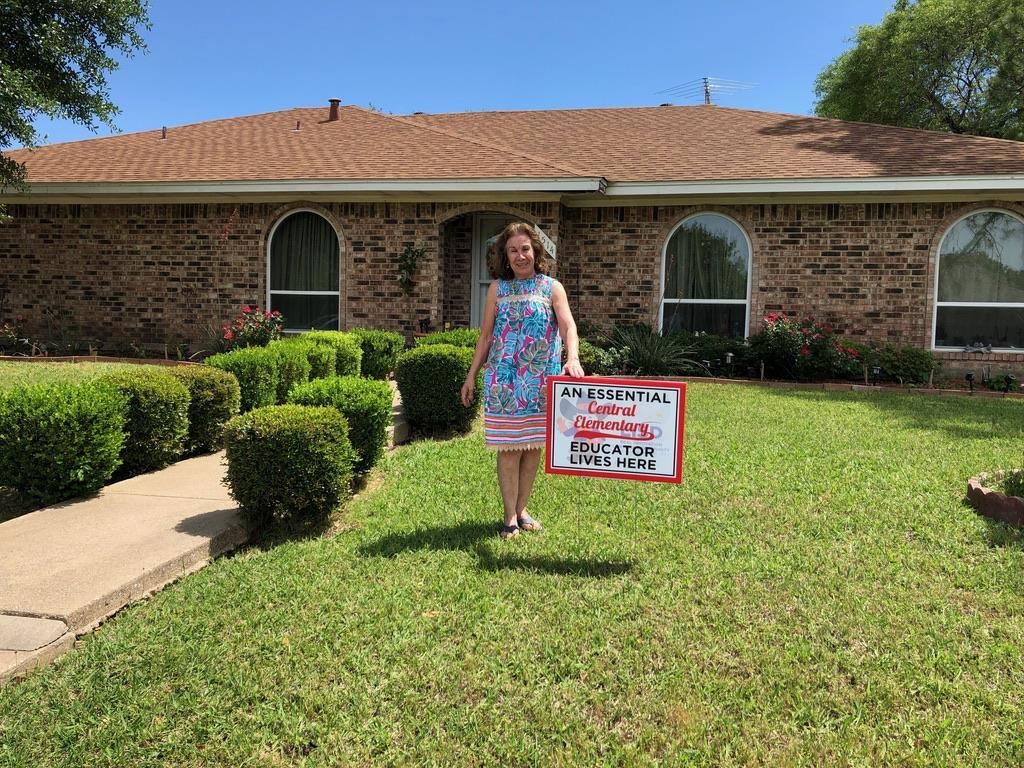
[0,452,246,683]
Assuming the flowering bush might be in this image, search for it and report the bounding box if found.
[222,306,284,349]
[749,313,862,381]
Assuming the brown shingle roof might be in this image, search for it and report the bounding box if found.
[8,103,1024,186]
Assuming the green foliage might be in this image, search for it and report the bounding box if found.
[0,0,151,198]
[395,344,479,433]
[577,338,624,376]
[748,314,862,381]
[277,338,336,381]
[221,306,284,349]
[97,367,190,477]
[610,324,700,376]
[874,344,938,385]
[288,376,393,473]
[302,331,363,377]
[814,0,1024,139]
[0,381,126,504]
[267,341,312,403]
[167,365,241,454]
[223,405,356,533]
[205,347,279,413]
[669,331,752,376]
[397,244,427,294]
[416,328,479,349]
[348,328,405,380]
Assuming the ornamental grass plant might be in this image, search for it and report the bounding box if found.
[3,384,1024,766]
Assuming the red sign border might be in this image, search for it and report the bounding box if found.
[544,375,686,484]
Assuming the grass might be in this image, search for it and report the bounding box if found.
[2,383,1024,766]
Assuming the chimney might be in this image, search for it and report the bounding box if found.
[328,98,341,121]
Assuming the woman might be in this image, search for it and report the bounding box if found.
[461,221,585,540]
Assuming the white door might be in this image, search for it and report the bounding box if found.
[470,214,514,327]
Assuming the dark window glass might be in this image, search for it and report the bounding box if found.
[269,294,339,331]
[935,306,1024,349]
[662,303,747,338]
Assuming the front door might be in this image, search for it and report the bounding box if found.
[470,214,514,327]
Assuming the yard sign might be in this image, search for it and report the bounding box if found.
[545,375,686,483]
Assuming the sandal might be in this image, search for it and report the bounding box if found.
[517,512,542,532]
[500,524,520,541]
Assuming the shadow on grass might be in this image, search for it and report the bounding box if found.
[358,521,632,578]
[760,387,1024,441]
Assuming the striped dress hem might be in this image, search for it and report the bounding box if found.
[484,413,547,451]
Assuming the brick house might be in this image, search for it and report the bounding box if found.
[3,100,1024,372]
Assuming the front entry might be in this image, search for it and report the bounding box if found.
[470,214,515,327]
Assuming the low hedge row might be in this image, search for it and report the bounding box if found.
[302,331,362,377]
[287,376,392,474]
[223,405,356,533]
[0,380,128,505]
[416,328,479,349]
[395,344,480,434]
[0,364,243,506]
[348,328,405,380]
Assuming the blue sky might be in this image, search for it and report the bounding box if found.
[27,0,897,147]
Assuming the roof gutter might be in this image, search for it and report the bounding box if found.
[603,175,1024,197]
[2,177,608,199]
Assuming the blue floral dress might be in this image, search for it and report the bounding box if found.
[483,274,563,450]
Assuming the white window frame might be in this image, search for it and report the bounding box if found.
[932,207,1024,352]
[470,214,514,327]
[266,208,342,333]
[658,212,753,337]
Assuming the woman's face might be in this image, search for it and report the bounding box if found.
[505,234,536,279]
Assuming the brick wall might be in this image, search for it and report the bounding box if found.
[2,197,1023,373]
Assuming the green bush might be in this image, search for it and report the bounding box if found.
[416,328,479,349]
[268,341,312,403]
[876,345,938,385]
[747,314,859,381]
[0,381,127,505]
[302,331,363,377]
[577,338,622,376]
[289,339,336,381]
[97,368,191,477]
[395,344,479,433]
[288,376,392,473]
[223,405,356,533]
[610,325,700,376]
[349,328,405,379]
[205,347,279,412]
[167,365,241,454]
[669,331,752,376]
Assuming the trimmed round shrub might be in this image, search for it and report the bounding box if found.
[302,331,363,377]
[286,339,336,381]
[268,341,312,403]
[0,381,127,505]
[205,346,279,412]
[223,405,356,533]
[97,368,191,477]
[349,328,405,380]
[167,365,241,454]
[416,328,479,349]
[288,376,392,473]
[395,344,480,433]
[577,338,620,376]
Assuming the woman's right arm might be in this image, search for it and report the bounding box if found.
[461,282,498,407]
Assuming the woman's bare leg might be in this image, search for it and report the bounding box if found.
[496,451,522,528]
[515,448,542,518]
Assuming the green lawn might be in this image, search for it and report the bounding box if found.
[2,383,1023,766]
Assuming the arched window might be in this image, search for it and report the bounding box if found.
[934,209,1024,350]
[660,213,751,337]
[268,210,340,331]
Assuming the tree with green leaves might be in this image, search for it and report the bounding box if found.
[0,0,151,192]
[814,0,1024,140]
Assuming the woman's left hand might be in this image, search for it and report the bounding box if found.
[562,358,585,378]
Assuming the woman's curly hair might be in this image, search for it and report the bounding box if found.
[487,221,554,280]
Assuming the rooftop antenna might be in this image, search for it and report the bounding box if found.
[656,77,756,105]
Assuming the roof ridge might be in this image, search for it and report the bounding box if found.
[373,108,596,179]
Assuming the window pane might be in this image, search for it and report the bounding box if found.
[662,303,746,338]
[938,211,1024,302]
[270,212,340,291]
[935,306,1024,349]
[271,294,339,331]
[665,215,749,300]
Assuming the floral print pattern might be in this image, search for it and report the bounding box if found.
[484,274,562,426]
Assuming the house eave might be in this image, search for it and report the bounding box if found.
[0,177,608,204]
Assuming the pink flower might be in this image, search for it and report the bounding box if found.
[242,305,251,313]
[800,344,810,357]
[223,330,234,340]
